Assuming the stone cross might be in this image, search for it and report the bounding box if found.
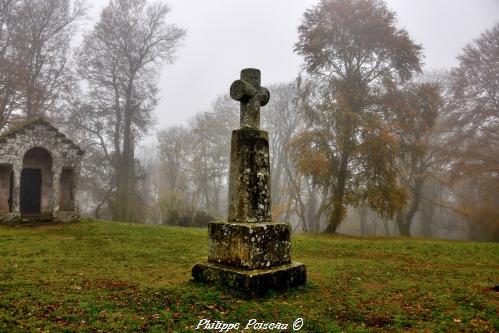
[192,68,306,296]
[230,68,270,129]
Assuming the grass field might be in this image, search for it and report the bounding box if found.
[0,220,498,332]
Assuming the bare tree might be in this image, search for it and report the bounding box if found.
[19,0,85,117]
[154,84,331,231]
[157,125,194,223]
[392,81,443,236]
[76,0,185,222]
[262,82,328,232]
[262,83,300,220]
[0,0,84,130]
[189,96,237,216]
[156,96,237,225]
[441,23,499,241]
[0,0,23,130]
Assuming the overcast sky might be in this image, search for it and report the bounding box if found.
[84,0,499,140]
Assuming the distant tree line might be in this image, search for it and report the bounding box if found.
[148,0,498,241]
[0,0,497,241]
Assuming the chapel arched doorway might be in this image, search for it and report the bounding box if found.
[20,147,53,214]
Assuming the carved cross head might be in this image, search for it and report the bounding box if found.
[230,68,270,129]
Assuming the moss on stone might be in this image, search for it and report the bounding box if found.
[192,261,306,296]
[228,129,272,223]
[208,222,291,269]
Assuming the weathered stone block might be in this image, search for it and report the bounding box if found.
[228,129,271,223]
[55,211,80,223]
[192,261,306,296]
[208,222,291,270]
[0,213,19,224]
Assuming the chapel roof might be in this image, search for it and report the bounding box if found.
[0,117,84,155]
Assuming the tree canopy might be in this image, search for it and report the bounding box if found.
[294,0,426,232]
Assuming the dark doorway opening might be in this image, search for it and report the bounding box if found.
[21,168,42,214]
[8,171,13,212]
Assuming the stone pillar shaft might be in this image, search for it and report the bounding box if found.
[12,165,21,214]
[228,129,271,223]
[52,167,61,215]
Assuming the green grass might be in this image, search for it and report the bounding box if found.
[0,220,498,332]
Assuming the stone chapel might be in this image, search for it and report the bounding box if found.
[0,118,84,224]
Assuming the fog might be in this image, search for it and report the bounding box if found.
[84,0,499,132]
[2,0,497,240]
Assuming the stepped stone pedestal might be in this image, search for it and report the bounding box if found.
[192,68,306,295]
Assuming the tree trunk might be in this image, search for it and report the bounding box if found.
[325,200,345,233]
[115,161,130,221]
[359,207,367,235]
[324,155,348,233]
[396,213,411,236]
[117,116,134,222]
[396,176,425,237]
[114,77,135,222]
[405,177,424,226]
[420,198,434,238]
[306,184,317,232]
[382,219,390,235]
[111,80,124,221]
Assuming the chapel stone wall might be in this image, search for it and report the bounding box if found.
[0,119,83,224]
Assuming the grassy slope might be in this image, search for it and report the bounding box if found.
[0,220,497,332]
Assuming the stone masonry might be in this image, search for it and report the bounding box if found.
[0,118,84,224]
[192,69,306,295]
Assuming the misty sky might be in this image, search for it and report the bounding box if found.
[84,0,499,140]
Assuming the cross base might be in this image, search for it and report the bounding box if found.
[192,262,306,296]
[208,221,291,269]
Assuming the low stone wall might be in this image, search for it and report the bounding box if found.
[0,210,79,225]
[56,210,80,223]
[0,213,19,224]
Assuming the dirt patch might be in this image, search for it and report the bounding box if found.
[365,313,394,327]
[85,278,138,291]
[482,285,499,294]
[361,282,388,290]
